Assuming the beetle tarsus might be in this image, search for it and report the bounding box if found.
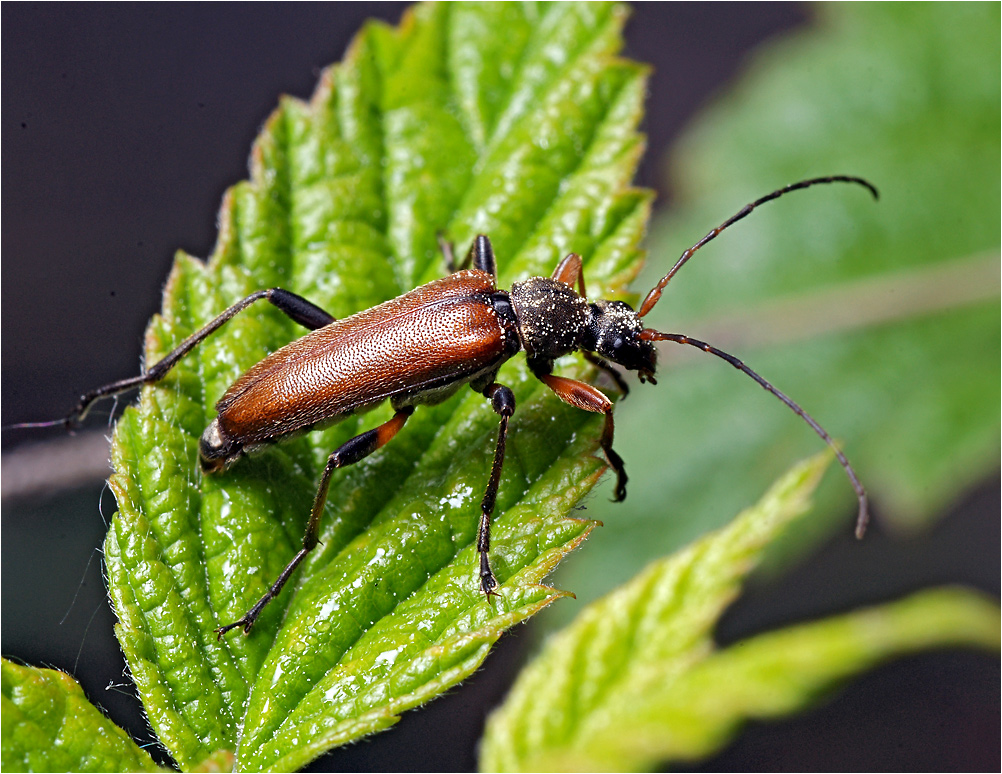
[606,445,628,502]
[214,595,271,638]
[479,552,500,599]
[214,618,250,640]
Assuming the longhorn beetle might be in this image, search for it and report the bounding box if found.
[17,175,877,638]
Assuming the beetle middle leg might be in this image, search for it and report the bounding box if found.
[214,406,414,637]
[440,233,497,279]
[476,383,516,598]
[537,373,627,501]
[43,288,337,430]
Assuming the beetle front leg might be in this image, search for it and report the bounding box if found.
[537,373,627,501]
[477,383,516,599]
[583,352,630,397]
[215,406,414,638]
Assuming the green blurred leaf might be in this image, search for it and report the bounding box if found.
[480,458,1000,771]
[101,3,651,771]
[1,659,164,772]
[552,2,1001,620]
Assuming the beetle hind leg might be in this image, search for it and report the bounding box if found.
[38,288,337,431]
[214,406,414,638]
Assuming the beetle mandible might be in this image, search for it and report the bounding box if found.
[23,175,876,638]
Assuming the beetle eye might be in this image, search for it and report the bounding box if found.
[612,336,624,350]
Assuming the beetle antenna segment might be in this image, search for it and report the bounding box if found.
[640,328,869,538]
[637,176,879,318]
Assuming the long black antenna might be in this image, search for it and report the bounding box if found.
[640,328,869,538]
[638,176,878,318]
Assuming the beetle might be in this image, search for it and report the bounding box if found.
[19,175,876,638]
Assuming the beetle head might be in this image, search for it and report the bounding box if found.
[583,300,658,383]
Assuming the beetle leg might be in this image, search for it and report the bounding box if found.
[265,288,338,330]
[551,253,586,296]
[438,233,462,272]
[583,352,630,396]
[537,374,627,501]
[477,383,516,599]
[439,234,497,278]
[215,406,414,638]
[54,288,336,429]
[470,234,498,279]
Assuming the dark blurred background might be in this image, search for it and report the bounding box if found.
[3,4,998,771]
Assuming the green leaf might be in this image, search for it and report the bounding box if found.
[101,3,650,771]
[480,457,1000,772]
[1,659,164,772]
[552,2,1001,619]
